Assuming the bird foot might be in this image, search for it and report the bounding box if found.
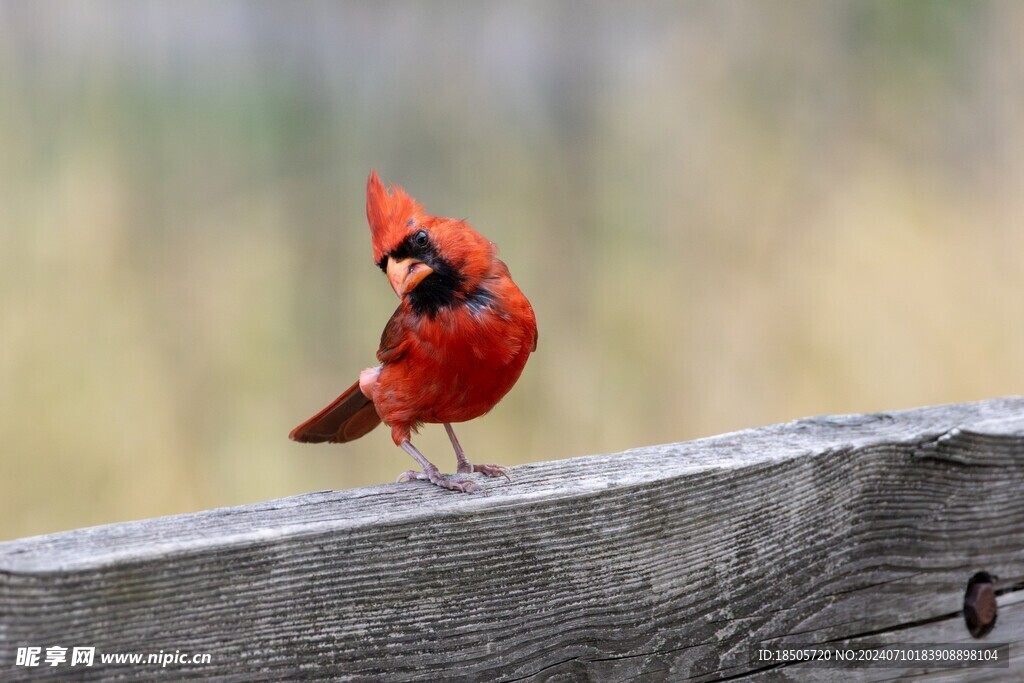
[396,469,482,493]
[457,462,510,481]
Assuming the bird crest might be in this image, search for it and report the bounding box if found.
[366,170,423,264]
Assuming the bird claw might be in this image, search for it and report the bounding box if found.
[396,469,482,493]
[396,469,424,484]
[457,462,510,481]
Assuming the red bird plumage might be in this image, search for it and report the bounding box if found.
[290,171,537,492]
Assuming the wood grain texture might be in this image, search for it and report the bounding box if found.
[2,398,1023,681]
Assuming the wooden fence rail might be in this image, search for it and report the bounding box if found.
[2,398,1023,681]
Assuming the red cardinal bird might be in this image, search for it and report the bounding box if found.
[290,171,537,492]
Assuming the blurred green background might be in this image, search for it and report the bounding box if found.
[2,1,1022,540]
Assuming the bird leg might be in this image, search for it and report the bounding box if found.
[444,423,510,480]
[396,439,481,493]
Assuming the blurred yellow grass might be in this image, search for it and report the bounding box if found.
[1,2,1022,539]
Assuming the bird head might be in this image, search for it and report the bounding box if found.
[366,171,494,311]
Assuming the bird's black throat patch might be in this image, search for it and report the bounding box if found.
[408,261,463,316]
[379,231,466,317]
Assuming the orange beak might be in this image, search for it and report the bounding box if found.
[386,256,433,298]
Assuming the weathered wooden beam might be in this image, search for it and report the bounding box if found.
[2,398,1023,681]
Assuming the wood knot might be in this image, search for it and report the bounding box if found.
[964,572,997,638]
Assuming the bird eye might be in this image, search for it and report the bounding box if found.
[414,230,429,247]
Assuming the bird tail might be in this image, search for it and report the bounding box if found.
[289,380,382,443]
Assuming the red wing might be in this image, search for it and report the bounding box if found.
[291,306,411,443]
[289,380,382,443]
[377,306,412,364]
